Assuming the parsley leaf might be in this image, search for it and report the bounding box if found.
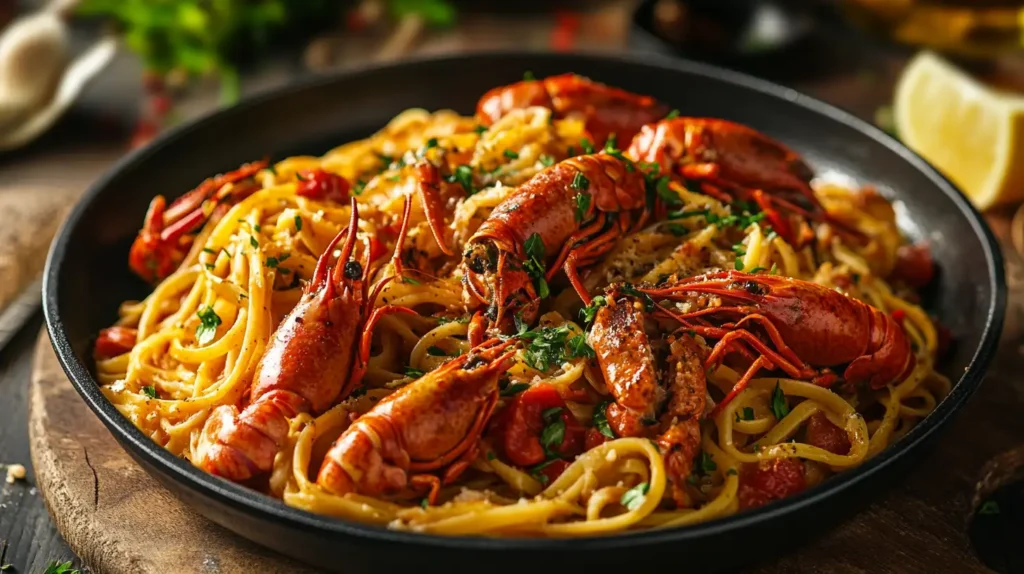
[523,70,536,81]
[575,192,591,222]
[405,366,426,378]
[593,400,616,439]
[43,561,81,574]
[741,406,755,421]
[447,164,475,195]
[540,408,566,455]
[504,149,519,159]
[474,124,487,135]
[519,325,572,371]
[666,223,689,236]
[141,385,158,399]
[567,334,595,359]
[666,109,680,120]
[426,345,448,357]
[771,382,789,419]
[294,215,303,231]
[735,258,744,270]
[249,236,258,249]
[979,500,1001,515]
[522,233,549,299]
[699,451,717,473]
[571,172,590,191]
[580,138,595,154]
[500,382,530,396]
[539,154,555,167]
[620,482,650,510]
[195,306,221,346]
[580,295,607,324]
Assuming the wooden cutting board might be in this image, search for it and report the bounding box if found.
[26,211,1024,574]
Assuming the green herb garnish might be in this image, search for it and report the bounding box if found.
[195,305,221,345]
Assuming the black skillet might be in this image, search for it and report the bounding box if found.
[43,51,1005,573]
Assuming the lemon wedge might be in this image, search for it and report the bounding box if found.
[894,51,1024,210]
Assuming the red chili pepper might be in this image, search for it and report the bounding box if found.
[296,170,350,203]
[95,326,138,359]
[493,383,585,467]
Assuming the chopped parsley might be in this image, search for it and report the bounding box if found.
[141,385,158,399]
[770,263,780,275]
[249,235,259,249]
[654,176,680,207]
[567,334,595,359]
[726,468,738,476]
[620,482,650,510]
[699,451,717,473]
[42,561,81,574]
[771,382,789,419]
[500,382,530,396]
[402,275,422,286]
[666,109,680,120]
[447,164,475,195]
[522,233,550,299]
[579,295,607,324]
[540,407,566,456]
[294,215,303,231]
[580,138,595,154]
[979,500,1001,515]
[571,172,590,191]
[593,400,616,439]
[420,498,430,509]
[666,223,689,236]
[619,283,656,312]
[539,154,555,167]
[195,305,221,346]
[741,407,755,421]
[474,124,487,135]
[404,366,426,379]
[519,325,573,371]
[504,149,519,159]
[426,345,448,357]
[523,70,536,81]
[352,179,367,195]
[575,192,591,222]
[201,248,215,254]
[748,266,767,274]
[735,258,744,271]
[529,459,556,483]
[424,137,438,149]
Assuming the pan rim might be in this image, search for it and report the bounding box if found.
[42,48,1006,551]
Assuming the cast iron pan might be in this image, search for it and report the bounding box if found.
[43,51,1005,573]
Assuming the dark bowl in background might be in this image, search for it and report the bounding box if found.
[43,51,1004,573]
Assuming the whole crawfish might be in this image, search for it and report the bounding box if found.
[461,152,650,328]
[587,295,709,506]
[627,118,865,248]
[129,160,268,283]
[316,338,516,505]
[476,73,669,145]
[639,271,915,414]
[194,198,415,481]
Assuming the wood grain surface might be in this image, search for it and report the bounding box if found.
[22,211,1022,573]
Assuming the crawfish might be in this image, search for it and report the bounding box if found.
[316,338,516,505]
[194,198,415,481]
[476,73,669,145]
[639,271,914,414]
[587,295,709,505]
[129,159,268,283]
[626,118,865,248]
[461,152,649,328]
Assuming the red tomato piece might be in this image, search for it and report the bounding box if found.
[737,458,807,510]
[536,459,571,484]
[494,383,585,467]
[95,326,138,359]
[296,170,350,203]
[584,426,609,451]
[804,412,851,455]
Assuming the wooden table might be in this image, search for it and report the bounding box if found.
[1,4,1022,573]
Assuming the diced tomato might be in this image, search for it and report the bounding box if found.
[536,459,571,483]
[296,170,350,203]
[737,458,807,510]
[892,309,906,326]
[95,326,138,359]
[891,242,935,290]
[584,426,609,451]
[804,412,851,455]
[493,383,585,467]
